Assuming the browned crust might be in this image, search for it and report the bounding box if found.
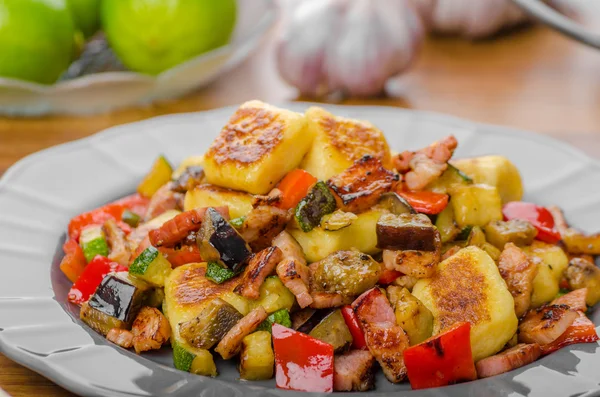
[327,155,399,213]
[206,106,285,165]
[429,252,491,331]
[236,247,283,299]
[171,265,239,306]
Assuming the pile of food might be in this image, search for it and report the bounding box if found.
[60,101,600,392]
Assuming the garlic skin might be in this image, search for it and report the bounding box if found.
[276,0,424,97]
[411,0,559,39]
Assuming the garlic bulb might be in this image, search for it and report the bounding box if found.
[411,0,558,39]
[276,0,424,97]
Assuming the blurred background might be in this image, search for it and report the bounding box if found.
[2,0,600,395]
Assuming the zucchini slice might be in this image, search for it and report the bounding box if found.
[137,155,173,198]
[121,210,141,227]
[173,339,217,376]
[205,261,236,284]
[295,181,337,232]
[129,246,172,287]
[427,163,473,194]
[308,309,353,352]
[257,308,292,332]
[80,225,109,263]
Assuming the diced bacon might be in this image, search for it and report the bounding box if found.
[236,247,283,300]
[149,206,229,247]
[551,288,588,312]
[215,306,267,360]
[144,183,181,221]
[519,305,578,345]
[106,328,134,349]
[131,307,171,354]
[276,258,313,308]
[272,231,306,266]
[476,343,541,378]
[333,350,375,392]
[498,243,538,318]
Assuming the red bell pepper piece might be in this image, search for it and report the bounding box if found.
[68,255,127,305]
[59,239,87,283]
[502,201,561,244]
[277,169,318,210]
[541,313,599,355]
[378,269,403,285]
[68,194,149,240]
[397,191,449,215]
[404,322,477,390]
[341,305,367,350]
[272,323,334,392]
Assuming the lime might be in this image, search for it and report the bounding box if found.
[101,0,237,75]
[0,0,75,84]
[66,0,101,38]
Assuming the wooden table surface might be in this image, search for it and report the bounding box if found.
[3,7,600,397]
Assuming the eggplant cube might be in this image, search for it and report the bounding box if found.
[198,207,252,273]
[178,298,243,349]
[87,272,151,326]
[377,213,438,251]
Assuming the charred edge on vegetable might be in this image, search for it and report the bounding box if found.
[425,337,445,357]
[377,192,416,215]
[294,181,337,232]
[172,166,205,193]
[88,274,149,325]
[376,213,438,251]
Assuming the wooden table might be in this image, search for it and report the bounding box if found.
[2,10,600,397]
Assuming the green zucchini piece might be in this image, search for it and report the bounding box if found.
[229,216,246,229]
[145,287,165,308]
[206,261,236,284]
[309,309,353,352]
[321,210,357,231]
[456,225,473,241]
[172,339,217,376]
[129,246,172,287]
[80,225,109,263]
[137,155,173,198]
[295,181,337,232]
[122,210,141,227]
[427,163,474,194]
[435,202,460,243]
[178,298,243,349]
[257,308,292,332]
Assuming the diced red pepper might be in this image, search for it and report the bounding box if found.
[149,206,229,247]
[404,322,477,390]
[502,202,561,244]
[397,191,449,215]
[541,313,599,355]
[68,255,127,305]
[68,194,149,240]
[272,323,334,392]
[341,305,367,350]
[378,269,403,285]
[159,245,203,267]
[277,169,318,210]
[59,239,87,283]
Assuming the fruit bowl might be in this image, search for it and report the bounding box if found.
[0,0,277,116]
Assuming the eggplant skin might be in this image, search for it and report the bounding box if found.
[178,298,243,349]
[88,273,150,325]
[202,207,252,273]
[376,213,437,252]
[80,301,129,336]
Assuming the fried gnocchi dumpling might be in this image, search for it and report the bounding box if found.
[203,101,311,195]
[300,107,392,180]
[412,246,518,361]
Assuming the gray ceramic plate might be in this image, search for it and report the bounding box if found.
[1,104,600,397]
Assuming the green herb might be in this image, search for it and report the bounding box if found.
[206,261,236,284]
[229,216,246,228]
[257,309,292,333]
[122,210,141,227]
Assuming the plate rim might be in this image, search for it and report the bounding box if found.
[1,103,600,397]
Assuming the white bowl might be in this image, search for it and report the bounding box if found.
[0,0,277,116]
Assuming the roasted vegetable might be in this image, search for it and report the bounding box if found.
[290,210,382,263]
[484,219,538,249]
[466,226,502,261]
[220,292,251,316]
[449,184,503,228]
[309,250,381,299]
[172,156,204,179]
[205,262,236,284]
[172,165,205,193]
[320,210,358,231]
[377,213,438,251]
[530,259,558,308]
[340,306,367,350]
[121,209,141,228]
[129,246,172,287]
[276,169,318,210]
[257,308,292,332]
[138,155,173,198]
[295,181,337,232]
[300,106,392,181]
[84,272,151,333]
[404,322,477,390]
[203,100,312,195]
[452,155,523,203]
[178,298,242,349]
[68,256,128,304]
[563,229,600,255]
[541,312,599,355]
[308,309,353,352]
[59,239,87,283]
[184,184,253,219]
[272,323,335,392]
[197,207,252,273]
[502,202,561,244]
[79,225,109,263]
[80,301,128,336]
[426,163,473,194]
[172,339,217,377]
[387,286,433,345]
[252,276,296,314]
[149,207,228,248]
[239,331,275,380]
[375,192,416,215]
[435,202,460,243]
[327,155,398,213]
[413,246,518,361]
[398,191,449,215]
[564,257,600,306]
[523,241,569,307]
